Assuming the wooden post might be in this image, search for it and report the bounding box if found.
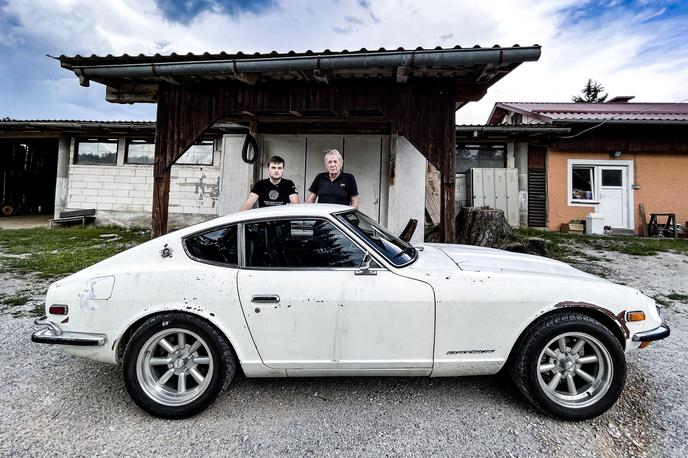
[152,88,171,238]
[152,170,171,237]
[440,172,456,242]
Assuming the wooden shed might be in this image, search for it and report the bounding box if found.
[58,45,541,239]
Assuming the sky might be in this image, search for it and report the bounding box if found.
[1,0,687,124]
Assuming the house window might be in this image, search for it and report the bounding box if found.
[178,139,214,165]
[125,139,155,165]
[456,144,505,173]
[601,169,622,187]
[571,166,595,201]
[74,138,118,165]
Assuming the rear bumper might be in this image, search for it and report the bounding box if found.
[31,316,106,347]
[632,323,670,342]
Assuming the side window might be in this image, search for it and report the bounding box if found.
[75,138,118,165]
[245,219,365,268]
[185,225,238,266]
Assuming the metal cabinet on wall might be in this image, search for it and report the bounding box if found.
[466,168,519,227]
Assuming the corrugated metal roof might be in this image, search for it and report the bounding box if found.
[489,102,688,124]
[57,44,538,67]
[0,120,244,134]
[56,44,541,103]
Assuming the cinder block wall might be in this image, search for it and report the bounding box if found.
[66,138,221,229]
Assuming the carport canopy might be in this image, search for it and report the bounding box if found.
[58,45,541,239]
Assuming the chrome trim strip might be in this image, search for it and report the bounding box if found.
[32,316,106,346]
[632,323,670,342]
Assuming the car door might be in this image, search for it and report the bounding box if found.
[237,217,435,373]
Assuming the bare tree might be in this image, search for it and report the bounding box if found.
[571,79,608,103]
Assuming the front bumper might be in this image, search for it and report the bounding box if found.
[31,316,107,347]
[632,323,671,342]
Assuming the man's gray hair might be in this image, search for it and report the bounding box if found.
[323,149,343,163]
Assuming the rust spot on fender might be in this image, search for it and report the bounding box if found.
[554,301,630,339]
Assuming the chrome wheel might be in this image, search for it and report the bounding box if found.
[136,328,214,407]
[537,332,613,409]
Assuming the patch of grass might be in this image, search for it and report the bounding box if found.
[513,229,688,260]
[0,227,150,277]
[1,294,30,306]
[653,295,672,307]
[666,292,688,302]
[10,302,45,319]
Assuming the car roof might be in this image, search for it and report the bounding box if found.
[172,203,354,237]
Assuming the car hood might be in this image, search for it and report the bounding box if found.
[425,243,599,280]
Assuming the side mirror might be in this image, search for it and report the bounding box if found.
[355,252,377,276]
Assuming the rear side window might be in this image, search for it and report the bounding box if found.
[185,225,238,266]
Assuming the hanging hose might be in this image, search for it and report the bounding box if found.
[241,134,259,164]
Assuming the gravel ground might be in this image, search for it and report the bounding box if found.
[0,245,686,457]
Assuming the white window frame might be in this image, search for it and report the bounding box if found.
[570,165,597,203]
[567,159,635,228]
[567,159,634,205]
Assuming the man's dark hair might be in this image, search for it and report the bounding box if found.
[267,155,285,167]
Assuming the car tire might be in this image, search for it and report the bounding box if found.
[123,312,236,419]
[510,312,626,420]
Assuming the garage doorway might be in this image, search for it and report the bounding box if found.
[0,139,58,216]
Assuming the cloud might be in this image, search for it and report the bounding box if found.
[153,0,277,24]
[332,25,353,34]
[345,15,364,25]
[0,0,686,123]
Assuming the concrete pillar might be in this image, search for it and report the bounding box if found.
[514,142,528,227]
[53,136,70,218]
[218,134,254,215]
[506,142,515,168]
[387,135,426,243]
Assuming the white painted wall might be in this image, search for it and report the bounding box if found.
[387,135,426,243]
[219,134,255,215]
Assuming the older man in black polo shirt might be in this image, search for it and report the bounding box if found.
[306,149,359,207]
[239,155,300,210]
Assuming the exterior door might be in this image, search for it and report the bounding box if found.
[598,166,628,228]
[236,217,435,372]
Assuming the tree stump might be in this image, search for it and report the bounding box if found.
[455,207,512,247]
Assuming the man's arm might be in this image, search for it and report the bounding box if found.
[289,193,300,204]
[350,195,359,208]
[306,192,317,203]
[239,193,259,211]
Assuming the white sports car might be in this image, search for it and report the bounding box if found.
[32,204,669,419]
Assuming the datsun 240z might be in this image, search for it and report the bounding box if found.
[32,204,669,419]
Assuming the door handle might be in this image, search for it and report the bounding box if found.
[251,295,280,303]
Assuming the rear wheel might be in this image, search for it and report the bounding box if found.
[123,313,236,419]
[511,312,626,420]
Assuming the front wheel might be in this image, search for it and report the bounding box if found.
[511,312,626,420]
[123,313,236,419]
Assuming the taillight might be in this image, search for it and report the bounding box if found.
[49,305,68,315]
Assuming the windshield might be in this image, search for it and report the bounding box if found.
[336,210,417,267]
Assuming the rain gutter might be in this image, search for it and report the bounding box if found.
[61,47,541,86]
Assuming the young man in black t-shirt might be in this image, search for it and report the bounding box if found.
[239,156,300,210]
